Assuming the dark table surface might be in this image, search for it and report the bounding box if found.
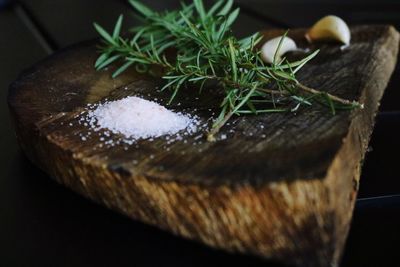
[1,1,400,266]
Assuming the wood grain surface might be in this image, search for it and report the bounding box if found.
[8,25,399,267]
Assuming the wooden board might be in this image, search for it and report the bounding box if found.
[8,25,399,267]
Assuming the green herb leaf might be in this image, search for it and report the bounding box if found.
[228,38,237,82]
[112,60,134,78]
[273,30,288,65]
[225,8,240,29]
[95,52,110,68]
[96,54,121,70]
[129,0,154,17]
[194,0,206,22]
[113,15,124,39]
[94,22,117,45]
[218,0,233,16]
[207,0,224,17]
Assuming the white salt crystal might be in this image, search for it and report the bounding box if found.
[86,96,197,140]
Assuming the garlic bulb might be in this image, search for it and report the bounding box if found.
[261,36,298,64]
[306,15,351,45]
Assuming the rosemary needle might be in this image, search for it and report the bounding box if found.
[93,0,361,141]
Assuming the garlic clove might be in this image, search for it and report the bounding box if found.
[261,36,298,64]
[306,15,351,45]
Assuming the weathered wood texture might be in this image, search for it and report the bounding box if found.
[8,25,399,267]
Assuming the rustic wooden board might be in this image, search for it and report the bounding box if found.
[8,25,399,267]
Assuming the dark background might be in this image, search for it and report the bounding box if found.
[1,0,400,266]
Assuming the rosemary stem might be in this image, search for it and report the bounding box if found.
[207,111,234,142]
[296,82,363,108]
[258,88,287,95]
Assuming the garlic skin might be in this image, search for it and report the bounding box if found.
[261,36,298,64]
[306,15,351,45]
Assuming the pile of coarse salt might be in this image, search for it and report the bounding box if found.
[85,96,199,141]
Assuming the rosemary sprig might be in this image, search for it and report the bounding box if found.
[93,0,361,141]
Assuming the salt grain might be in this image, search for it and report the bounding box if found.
[85,96,198,141]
